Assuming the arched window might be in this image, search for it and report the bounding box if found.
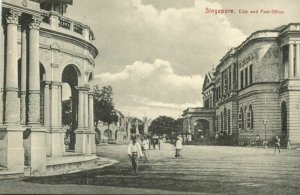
[244,106,247,130]
[221,112,223,132]
[281,101,287,136]
[216,115,219,132]
[228,109,231,134]
[224,108,227,131]
[247,105,253,129]
[238,107,243,130]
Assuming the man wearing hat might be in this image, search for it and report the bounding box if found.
[127,136,143,174]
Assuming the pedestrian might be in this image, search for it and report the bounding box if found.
[274,135,280,154]
[255,134,260,146]
[175,136,183,158]
[215,133,219,144]
[127,136,143,174]
[187,134,192,144]
[141,137,149,160]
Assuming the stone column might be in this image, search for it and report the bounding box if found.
[295,44,300,77]
[20,25,27,125]
[88,92,96,154]
[4,10,20,125]
[0,14,5,125]
[43,82,50,128]
[58,84,62,126]
[26,15,46,175]
[0,10,24,172]
[48,82,64,156]
[44,81,51,156]
[84,89,92,154]
[27,15,42,125]
[75,86,86,153]
[289,43,294,78]
[84,89,89,130]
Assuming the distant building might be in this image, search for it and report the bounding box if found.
[183,23,300,147]
[95,109,126,143]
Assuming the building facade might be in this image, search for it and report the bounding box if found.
[183,23,300,146]
[0,0,98,175]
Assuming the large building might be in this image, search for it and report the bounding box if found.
[183,23,300,147]
[0,0,98,175]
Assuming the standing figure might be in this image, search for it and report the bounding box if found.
[141,137,149,160]
[175,136,183,158]
[274,136,280,154]
[127,136,143,174]
[255,134,260,146]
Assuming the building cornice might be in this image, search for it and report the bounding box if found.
[40,28,98,58]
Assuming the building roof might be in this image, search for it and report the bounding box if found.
[214,23,300,71]
[31,0,73,4]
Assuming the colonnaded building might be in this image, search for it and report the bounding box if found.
[0,0,98,175]
[183,23,300,147]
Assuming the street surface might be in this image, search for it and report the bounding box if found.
[0,143,300,194]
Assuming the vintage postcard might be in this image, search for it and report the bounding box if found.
[0,0,299,194]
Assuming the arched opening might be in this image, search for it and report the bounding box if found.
[239,107,244,130]
[281,101,287,138]
[115,130,118,140]
[61,65,79,151]
[104,129,112,140]
[194,119,209,139]
[247,105,253,129]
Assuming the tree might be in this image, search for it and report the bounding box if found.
[148,116,178,135]
[94,85,118,129]
[62,98,72,127]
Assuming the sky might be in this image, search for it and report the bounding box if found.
[66,0,300,119]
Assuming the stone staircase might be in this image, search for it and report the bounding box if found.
[0,154,118,178]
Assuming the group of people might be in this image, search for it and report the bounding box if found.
[127,136,151,174]
[127,135,184,174]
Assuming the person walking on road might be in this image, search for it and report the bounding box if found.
[175,136,183,158]
[127,136,143,174]
[141,137,149,160]
[274,135,281,154]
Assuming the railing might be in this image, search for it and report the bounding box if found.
[41,11,95,42]
[58,18,71,30]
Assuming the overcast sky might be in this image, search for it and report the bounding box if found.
[66,0,300,119]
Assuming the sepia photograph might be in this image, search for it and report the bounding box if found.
[0,0,300,194]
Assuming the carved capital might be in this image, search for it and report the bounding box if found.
[76,86,89,92]
[50,81,62,89]
[88,92,94,97]
[5,9,21,25]
[29,15,43,30]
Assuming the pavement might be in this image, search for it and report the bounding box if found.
[0,143,299,194]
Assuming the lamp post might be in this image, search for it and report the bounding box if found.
[263,118,267,148]
[263,118,267,139]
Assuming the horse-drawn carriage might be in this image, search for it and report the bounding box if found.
[149,136,160,150]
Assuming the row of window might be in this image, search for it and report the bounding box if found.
[215,65,234,101]
[216,108,231,135]
[215,105,254,134]
[238,105,253,130]
[240,64,253,89]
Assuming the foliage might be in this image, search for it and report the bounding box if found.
[62,99,72,126]
[94,85,118,127]
[148,116,179,135]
